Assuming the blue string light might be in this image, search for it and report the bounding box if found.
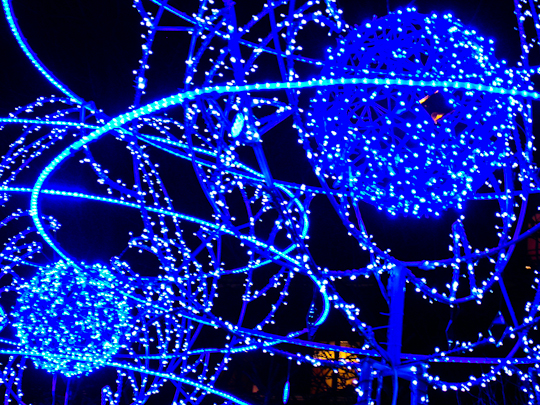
[2,0,540,403]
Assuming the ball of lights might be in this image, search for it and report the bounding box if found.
[305,10,521,216]
[13,261,131,377]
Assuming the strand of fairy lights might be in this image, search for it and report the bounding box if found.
[3,0,540,401]
[27,75,540,261]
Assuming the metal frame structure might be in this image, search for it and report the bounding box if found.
[1,0,540,404]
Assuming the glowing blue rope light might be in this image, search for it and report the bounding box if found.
[3,1,540,402]
[4,183,330,326]
[24,71,540,328]
[1,0,87,106]
[28,76,539,262]
[0,117,99,129]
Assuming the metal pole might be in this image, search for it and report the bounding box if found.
[410,364,428,404]
[387,265,406,366]
[356,360,373,405]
